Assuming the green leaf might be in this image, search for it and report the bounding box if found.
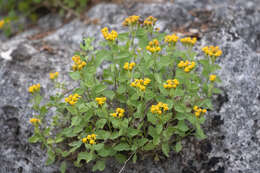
[94,84,107,94]
[102,90,115,100]
[117,85,126,94]
[94,143,104,151]
[77,151,95,163]
[96,119,107,129]
[177,120,189,132]
[66,106,77,115]
[143,142,156,151]
[174,103,186,113]
[69,71,81,80]
[92,159,106,171]
[98,147,116,157]
[147,112,157,125]
[127,128,140,137]
[115,153,127,163]
[28,135,40,143]
[60,161,67,173]
[162,143,170,157]
[114,143,130,151]
[71,116,82,126]
[132,153,137,163]
[46,148,55,165]
[195,124,206,139]
[174,141,182,152]
[96,130,111,140]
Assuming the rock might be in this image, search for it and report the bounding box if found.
[0,0,259,173]
[11,43,38,61]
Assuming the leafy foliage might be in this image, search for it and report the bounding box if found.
[0,0,89,36]
[28,16,222,172]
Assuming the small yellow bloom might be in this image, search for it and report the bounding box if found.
[146,39,161,53]
[180,37,197,46]
[111,108,125,118]
[202,46,222,57]
[143,16,157,26]
[0,19,5,29]
[122,15,140,26]
[209,75,216,82]
[164,34,179,46]
[71,55,86,71]
[163,79,179,89]
[131,78,150,91]
[29,118,40,124]
[101,27,118,41]
[82,138,87,143]
[150,102,168,115]
[65,94,81,105]
[95,97,106,106]
[89,139,95,145]
[123,62,136,71]
[49,72,59,80]
[28,84,41,94]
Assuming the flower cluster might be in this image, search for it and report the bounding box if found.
[95,97,106,106]
[65,94,81,105]
[209,75,216,82]
[163,79,179,89]
[101,27,118,41]
[28,84,41,93]
[29,118,40,124]
[123,62,136,71]
[143,16,157,26]
[178,60,196,72]
[202,46,222,57]
[82,134,97,145]
[72,55,86,71]
[164,34,179,46]
[180,37,197,46]
[122,15,140,26]
[110,108,125,118]
[0,19,4,29]
[49,72,59,80]
[146,39,161,53]
[130,78,151,91]
[150,102,169,115]
[193,106,207,117]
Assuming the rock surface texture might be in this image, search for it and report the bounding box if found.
[0,0,259,172]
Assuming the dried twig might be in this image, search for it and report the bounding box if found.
[118,152,136,173]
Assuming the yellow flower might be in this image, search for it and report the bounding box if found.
[143,16,157,26]
[123,62,136,71]
[146,39,161,53]
[163,79,179,89]
[164,34,179,46]
[82,134,97,144]
[111,108,125,118]
[202,46,222,57]
[180,37,197,46]
[131,78,150,91]
[65,94,81,105]
[29,118,40,124]
[101,27,118,41]
[28,84,41,94]
[150,102,168,115]
[49,72,59,80]
[82,138,87,143]
[193,106,207,117]
[95,97,106,106]
[0,19,5,29]
[178,60,196,72]
[209,75,216,82]
[122,15,140,26]
[89,139,95,145]
[71,55,86,71]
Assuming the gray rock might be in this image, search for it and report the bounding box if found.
[0,0,259,172]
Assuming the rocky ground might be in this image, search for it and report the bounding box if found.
[0,0,259,173]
